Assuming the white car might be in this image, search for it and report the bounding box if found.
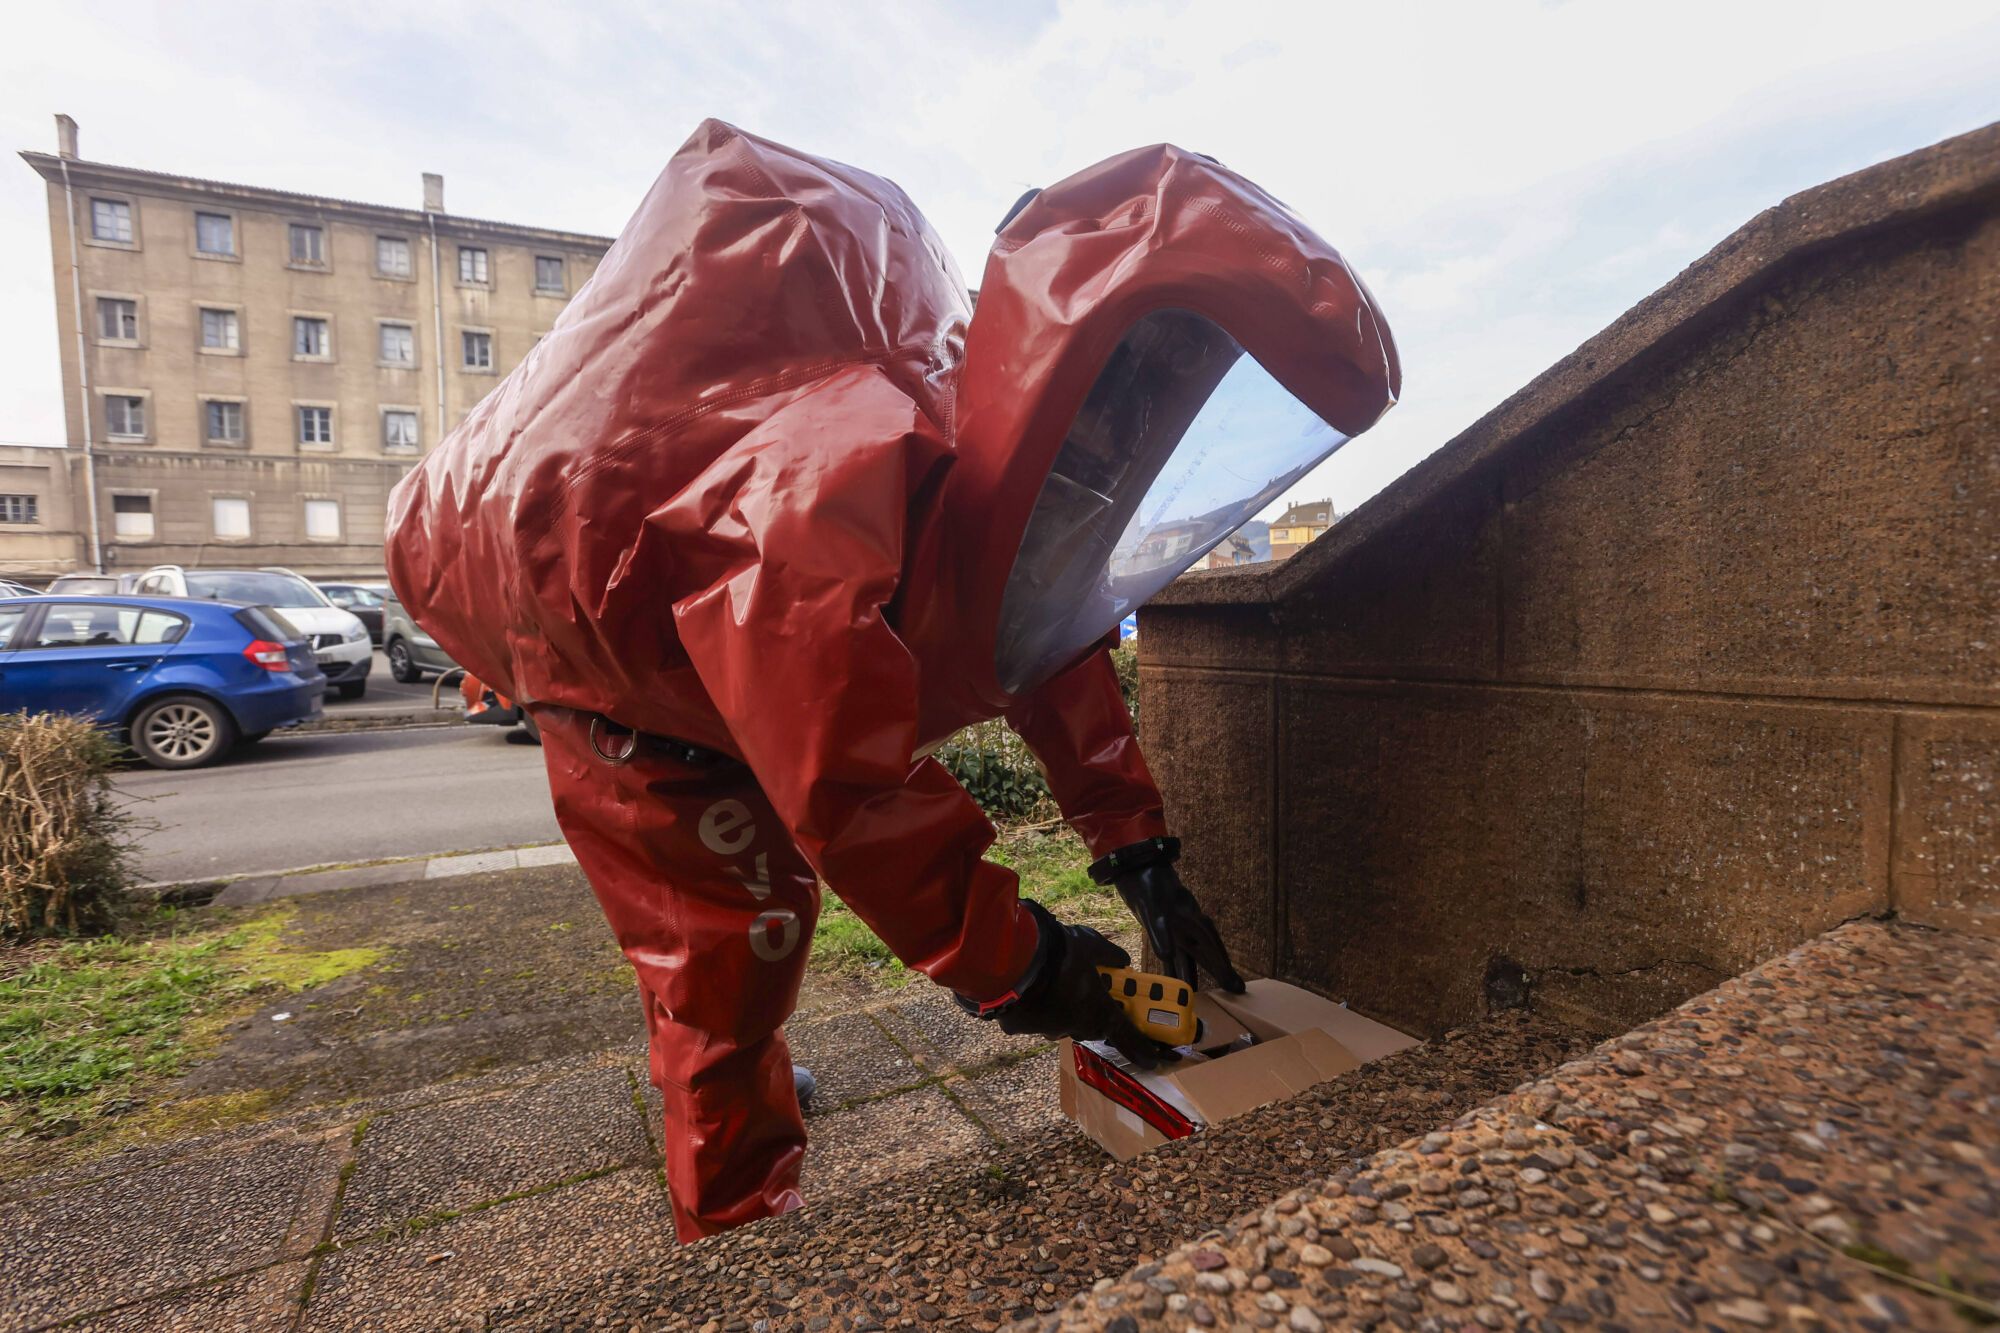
[132,565,374,698]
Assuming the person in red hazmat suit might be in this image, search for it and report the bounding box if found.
[385,121,1399,1241]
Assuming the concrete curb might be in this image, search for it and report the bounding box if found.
[208,842,579,907]
[292,709,459,735]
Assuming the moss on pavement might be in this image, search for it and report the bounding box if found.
[0,901,383,1173]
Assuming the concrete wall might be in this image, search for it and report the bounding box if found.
[1140,124,2000,1038]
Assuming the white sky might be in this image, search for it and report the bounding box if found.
[3,1,1996,520]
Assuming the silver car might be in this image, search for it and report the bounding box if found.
[382,589,458,682]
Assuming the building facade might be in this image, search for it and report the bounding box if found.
[0,445,82,579]
[1266,498,1335,560]
[18,116,612,580]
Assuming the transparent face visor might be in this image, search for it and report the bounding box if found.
[994,310,1352,695]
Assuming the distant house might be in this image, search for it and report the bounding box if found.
[1199,533,1256,569]
[1267,499,1336,560]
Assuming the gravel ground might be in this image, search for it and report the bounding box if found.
[1037,921,2000,1333]
[486,1010,1592,1329]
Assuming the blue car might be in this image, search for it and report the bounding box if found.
[0,595,324,768]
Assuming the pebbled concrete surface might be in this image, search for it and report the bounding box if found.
[785,1008,928,1112]
[800,1085,996,1197]
[21,904,1988,1331]
[1040,922,2000,1333]
[333,1061,655,1240]
[491,1010,1591,1329]
[66,1260,309,1332]
[950,1047,1071,1146]
[304,1167,675,1331]
[0,1127,340,1332]
[873,989,1047,1075]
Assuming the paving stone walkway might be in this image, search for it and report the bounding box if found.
[0,976,1058,1332]
[9,877,1987,1333]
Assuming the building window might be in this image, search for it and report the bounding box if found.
[200,307,240,351]
[194,211,235,256]
[383,410,419,453]
[90,198,132,243]
[534,255,564,293]
[97,297,138,340]
[206,400,245,445]
[113,494,154,540]
[462,330,493,370]
[105,395,146,438]
[303,498,341,541]
[294,316,330,358]
[376,236,411,278]
[378,322,415,365]
[0,495,37,524]
[289,223,326,265]
[298,405,333,446]
[211,497,251,540]
[458,246,488,284]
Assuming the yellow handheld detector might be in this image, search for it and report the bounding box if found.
[1096,967,1199,1046]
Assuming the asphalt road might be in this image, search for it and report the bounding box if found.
[320,648,459,718]
[116,725,562,884]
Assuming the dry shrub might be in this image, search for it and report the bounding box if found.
[1,713,134,939]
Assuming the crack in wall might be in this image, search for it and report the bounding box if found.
[1536,957,1729,982]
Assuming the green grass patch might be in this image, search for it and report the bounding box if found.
[807,823,1129,986]
[0,904,384,1147]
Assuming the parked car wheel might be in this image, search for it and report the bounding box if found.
[387,639,421,683]
[129,695,237,769]
[336,680,366,700]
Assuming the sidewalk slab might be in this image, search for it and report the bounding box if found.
[335,1062,654,1240]
[950,1047,1071,1145]
[799,1085,994,1197]
[873,990,1046,1075]
[304,1168,673,1331]
[0,1127,342,1331]
[786,1008,927,1112]
[69,1260,308,1332]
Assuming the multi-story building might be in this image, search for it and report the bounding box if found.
[1267,498,1336,560]
[18,115,613,579]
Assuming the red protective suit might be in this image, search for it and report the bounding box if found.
[386,121,1397,1239]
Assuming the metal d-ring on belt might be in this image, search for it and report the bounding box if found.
[586,714,724,769]
[586,715,639,765]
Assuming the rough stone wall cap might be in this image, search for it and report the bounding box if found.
[1154,119,2000,609]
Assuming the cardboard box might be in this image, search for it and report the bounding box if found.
[1057,979,1418,1161]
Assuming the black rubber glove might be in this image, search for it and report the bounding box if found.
[956,901,1179,1069]
[1090,838,1247,993]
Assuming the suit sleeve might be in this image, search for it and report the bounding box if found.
[670,368,1039,1002]
[1004,644,1169,859]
